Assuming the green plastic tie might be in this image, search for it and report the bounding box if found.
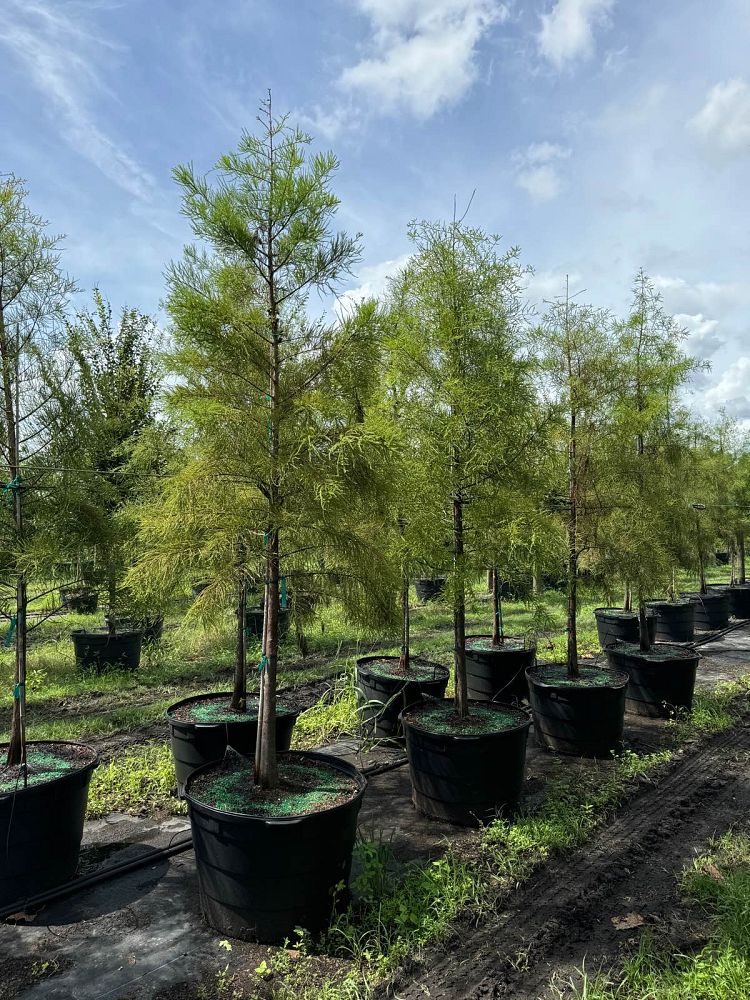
[1,476,21,507]
[281,576,288,610]
[12,681,22,700]
[257,654,268,673]
[4,615,17,649]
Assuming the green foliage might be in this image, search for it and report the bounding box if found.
[87,741,185,819]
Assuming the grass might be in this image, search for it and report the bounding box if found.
[87,742,185,819]
[556,829,750,999]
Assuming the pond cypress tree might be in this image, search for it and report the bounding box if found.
[387,217,538,717]
[0,177,76,767]
[133,97,397,791]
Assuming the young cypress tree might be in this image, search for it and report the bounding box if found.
[132,97,397,790]
[387,218,538,716]
[0,177,76,766]
[601,271,701,650]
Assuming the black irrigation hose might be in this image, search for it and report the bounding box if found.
[5,620,747,923]
[0,755,410,921]
[0,835,193,922]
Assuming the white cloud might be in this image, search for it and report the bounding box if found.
[514,142,571,203]
[0,0,155,201]
[704,357,750,420]
[340,0,509,118]
[538,0,614,69]
[335,253,411,318]
[674,313,724,359]
[651,275,744,319]
[689,78,750,160]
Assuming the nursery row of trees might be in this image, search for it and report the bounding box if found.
[3,100,750,782]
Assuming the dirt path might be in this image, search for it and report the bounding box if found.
[391,712,750,1000]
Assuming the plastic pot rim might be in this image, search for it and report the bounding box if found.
[593,607,657,619]
[607,640,701,662]
[400,699,532,741]
[70,628,144,639]
[355,655,449,683]
[464,634,536,652]
[183,749,366,826]
[166,691,300,728]
[526,663,629,690]
[0,740,99,801]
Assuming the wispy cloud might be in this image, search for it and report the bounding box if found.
[1,0,155,200]
[340,0,510,118]
[537,0,614,69]
[514,142,571,202]
[689,78,750,161]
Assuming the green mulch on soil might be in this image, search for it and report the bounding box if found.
[404,701,528,735]
[465,637,527,653]
[0,743,94,794]
[168,695,296,725]
[360,658,446,683]
[188,753,359,817]
[531,664,625,687]
[610,643,697,662]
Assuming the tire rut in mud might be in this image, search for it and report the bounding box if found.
[392,715,750,1000]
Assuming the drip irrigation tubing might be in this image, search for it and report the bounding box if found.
[0,754,410,921]
[3,619,746,922]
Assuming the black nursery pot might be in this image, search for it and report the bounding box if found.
[244,606,291,640]
[594,608,657,649]
[680,591,730,631]
[400,700,532,827]
[464,636,536,702]
[167,693,300,796]
[71,628,143,673]
[355,656,450,742]
[0,742,98,908]
[105,614,164,644]
[605,641,699,718]
[645,600,695,643]
[526,664,628,758]
[184,751,366,943]
[711,584,750,620]
[60,587,98,614]
[414,577,446,602]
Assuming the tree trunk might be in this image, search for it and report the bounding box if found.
[566,407,579,678]
[258,529,279,788]
[453,490,468,718]
[532,561,542,596]
[398,567,410,671]
[231,579,247,711]
[638,600,651,652]
[623,584,632,612]
[739,531,746,585]
[107,561,117,636]
[491,568,503,645]
[486,569,493,592]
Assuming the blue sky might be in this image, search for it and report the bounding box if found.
[2,0,749,419]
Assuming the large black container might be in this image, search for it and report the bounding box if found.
[356,656,450,741]
[401,700,532,827]
[60,587,98,614]
[167,692,300,795]
[645,600,695,643]
[464,636,535,702]
[414,578,446,602]
[104,614,164,644]
[0,742,98,907]
[244,606,291,640]
[185,751,365,943]
[594,608,657,649]
[71,628,143,672]
[712,584,750,619]
[680,591,730,631]
[526,664,628,758]
[605,641,699,718]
